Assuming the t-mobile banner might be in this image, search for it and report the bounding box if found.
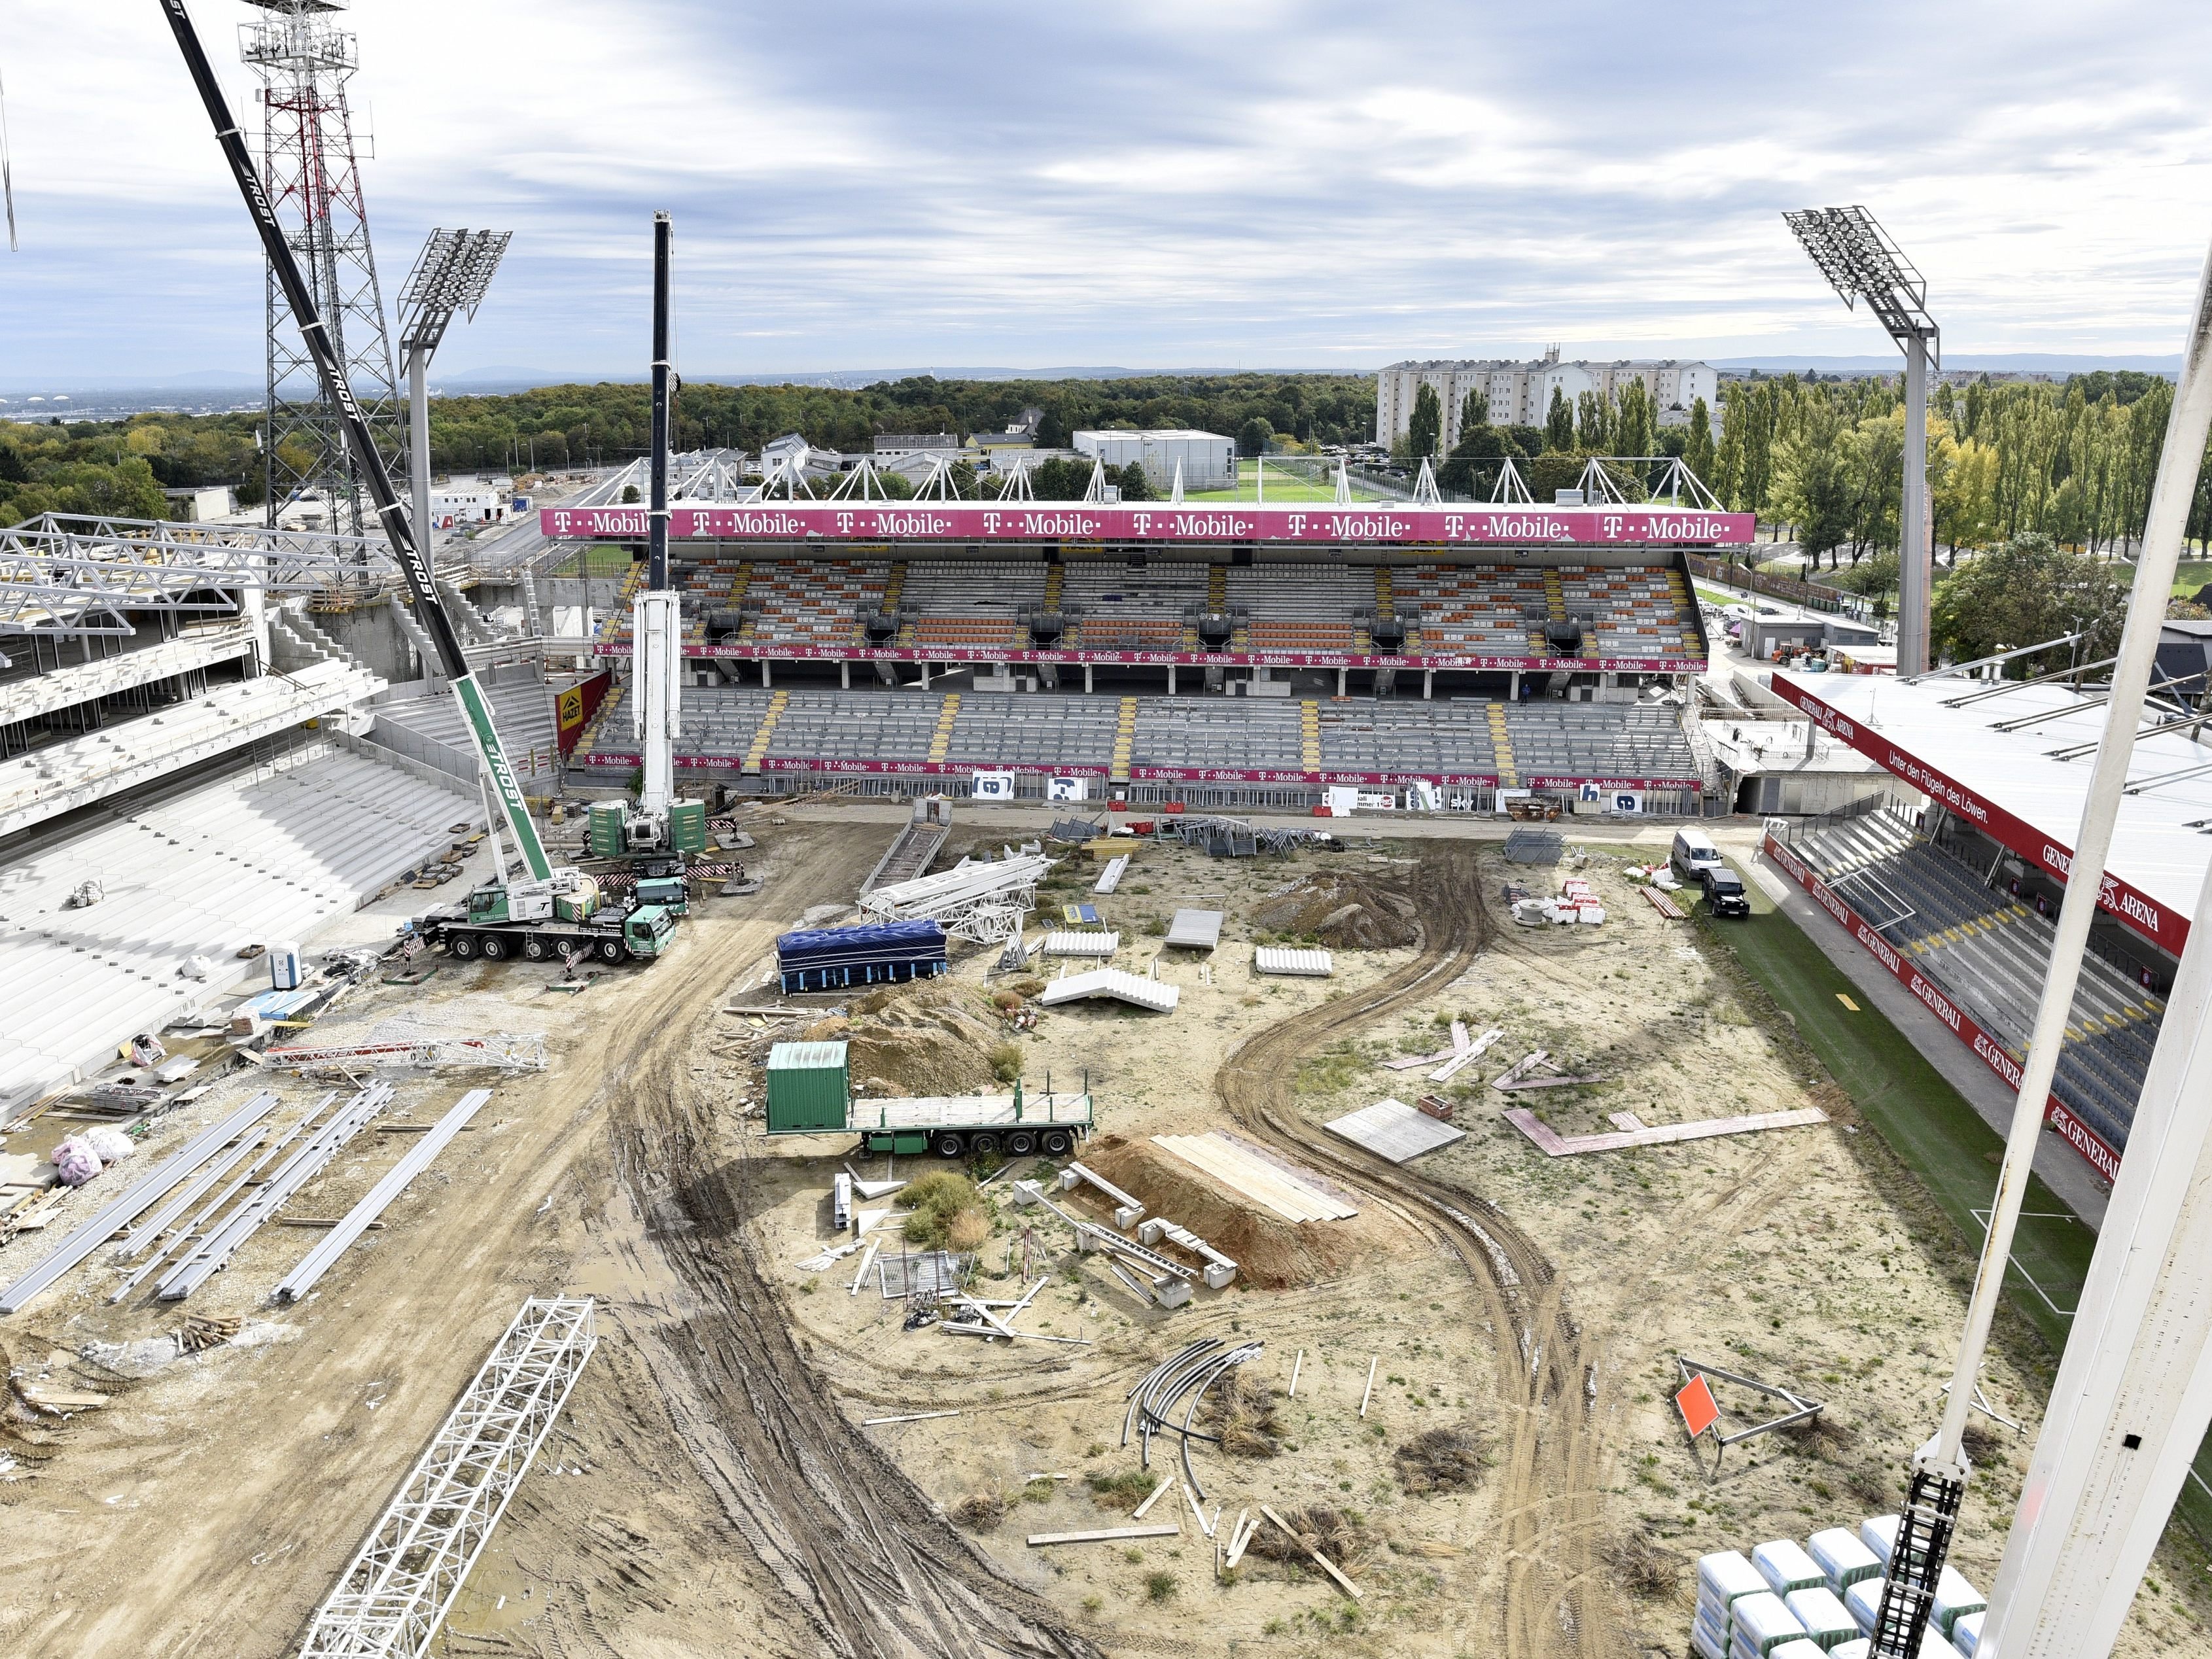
[1774,678,2187,954]
[540,502,1755,548]
[1764,831,2124,1182]
[589,640,1701,674]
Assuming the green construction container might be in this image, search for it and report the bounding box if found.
[669,798,709,853]
[766,1040,851,1133]
[588,801,627,857]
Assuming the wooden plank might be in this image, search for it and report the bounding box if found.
[1131,1476,1175,1520]
[1259,1505,1361,1600]
[862,1410,960,1425]
[1184,1479,1215,1537]
[1163,1138,1330,1223]
[1027,1525,1180,1547]
[1360,1355,1378,1418]
[1151,1134,1354,1223]
[1150,1135,1310,1221]
[1503,1105,1828,1157]
[1325,1099,1466,1164]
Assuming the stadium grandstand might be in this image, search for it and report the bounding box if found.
[1761,663,2212,1183]
[0,510,580,1111]
[546,480,1745,812]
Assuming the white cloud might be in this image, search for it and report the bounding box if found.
[3,0,2211,381]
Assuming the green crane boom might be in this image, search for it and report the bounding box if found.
[158,0,553,883]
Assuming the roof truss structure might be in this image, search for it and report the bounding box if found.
[0,512,383,637]
[298,1297,597,1658]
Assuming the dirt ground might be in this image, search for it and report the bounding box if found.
[0,812,2207,1657]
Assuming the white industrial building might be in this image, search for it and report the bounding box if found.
[162,485,236,522]
[1375,350,1717,449]
[1071,428,1234,489]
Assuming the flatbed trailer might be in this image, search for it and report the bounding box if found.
[845,1091,1093,1159]
[764,1039,1092,1157]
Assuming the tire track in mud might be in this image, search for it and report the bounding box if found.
[1212,845,1613,1659]
[606,831,1100,1659]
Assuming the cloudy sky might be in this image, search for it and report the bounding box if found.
[4,0,2211,384]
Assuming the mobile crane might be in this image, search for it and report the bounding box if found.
[160,0,674,966]
[585,211,710,873]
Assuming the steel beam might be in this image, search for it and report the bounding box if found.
[272,1090,490,1304]
[0,1092,279,1315]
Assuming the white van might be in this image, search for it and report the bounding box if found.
[1671,828,1726,883]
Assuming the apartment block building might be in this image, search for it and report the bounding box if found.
[1375,349,1717,449]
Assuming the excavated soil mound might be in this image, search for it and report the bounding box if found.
[1077,1134,1363,1290]
[1251,871,1419,949]
[801,980,1011,1098]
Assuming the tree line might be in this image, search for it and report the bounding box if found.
[0,372,1377,522]
[1710,370,2205,566]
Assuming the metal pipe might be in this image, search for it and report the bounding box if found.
[1929,228,2212,1480]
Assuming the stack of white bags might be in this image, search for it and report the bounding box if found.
[1697,1516,1985,1658]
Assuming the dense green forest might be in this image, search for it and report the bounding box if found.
[1711,370,2206,563]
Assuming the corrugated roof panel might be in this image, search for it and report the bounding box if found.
[769,1040,849,1070]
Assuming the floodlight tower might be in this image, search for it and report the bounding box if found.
[1783,206,1940,674]
[396,229,512,558]
[241,0,403,536]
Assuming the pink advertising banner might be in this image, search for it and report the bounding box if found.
[572,751,1699,790]
[1773,678,2188,953]
[590,640,1701,674]
[1764,831,2124,1182]
[540,502,1755,547]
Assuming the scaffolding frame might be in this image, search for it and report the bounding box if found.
[298,1297,597,1659]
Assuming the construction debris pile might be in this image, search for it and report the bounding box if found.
[1251,871,1418,949]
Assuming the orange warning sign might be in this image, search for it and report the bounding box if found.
[1676,1373,1720,1440]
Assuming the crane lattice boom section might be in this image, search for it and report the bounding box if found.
[297,1297,597,1659]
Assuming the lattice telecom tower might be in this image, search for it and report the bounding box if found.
[241,0,402,537]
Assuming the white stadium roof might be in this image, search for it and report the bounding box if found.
[1773,668,2212,956]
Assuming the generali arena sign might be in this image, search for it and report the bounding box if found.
[540,502,1755,547]
[1774,678,2188,953]
[1763,831,2125,1182]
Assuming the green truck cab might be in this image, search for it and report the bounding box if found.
[623,905,677,958]
[633,875,689,916]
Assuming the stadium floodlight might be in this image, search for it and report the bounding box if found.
[396,229,512,556]
[1784,205,1940,674]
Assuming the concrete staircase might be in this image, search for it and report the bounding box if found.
[1486,703,1517,786]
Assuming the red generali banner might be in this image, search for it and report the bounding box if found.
[1763,831,2124,1182]
[540,502,1755,548]
[1773,677,2188,954]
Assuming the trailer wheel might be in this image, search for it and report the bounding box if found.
[970,1133,1000,1159]
[1006,1130,1036,1157]
[480,935,508,962]
[932,1133,965,1159]
[522,935,549,961]
[1042,1130,1073,1156]
[448,933,478,960]
[597,939,627,964]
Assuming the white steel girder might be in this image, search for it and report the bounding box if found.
[298,1297,597,1659]
[858,852,1050,944]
